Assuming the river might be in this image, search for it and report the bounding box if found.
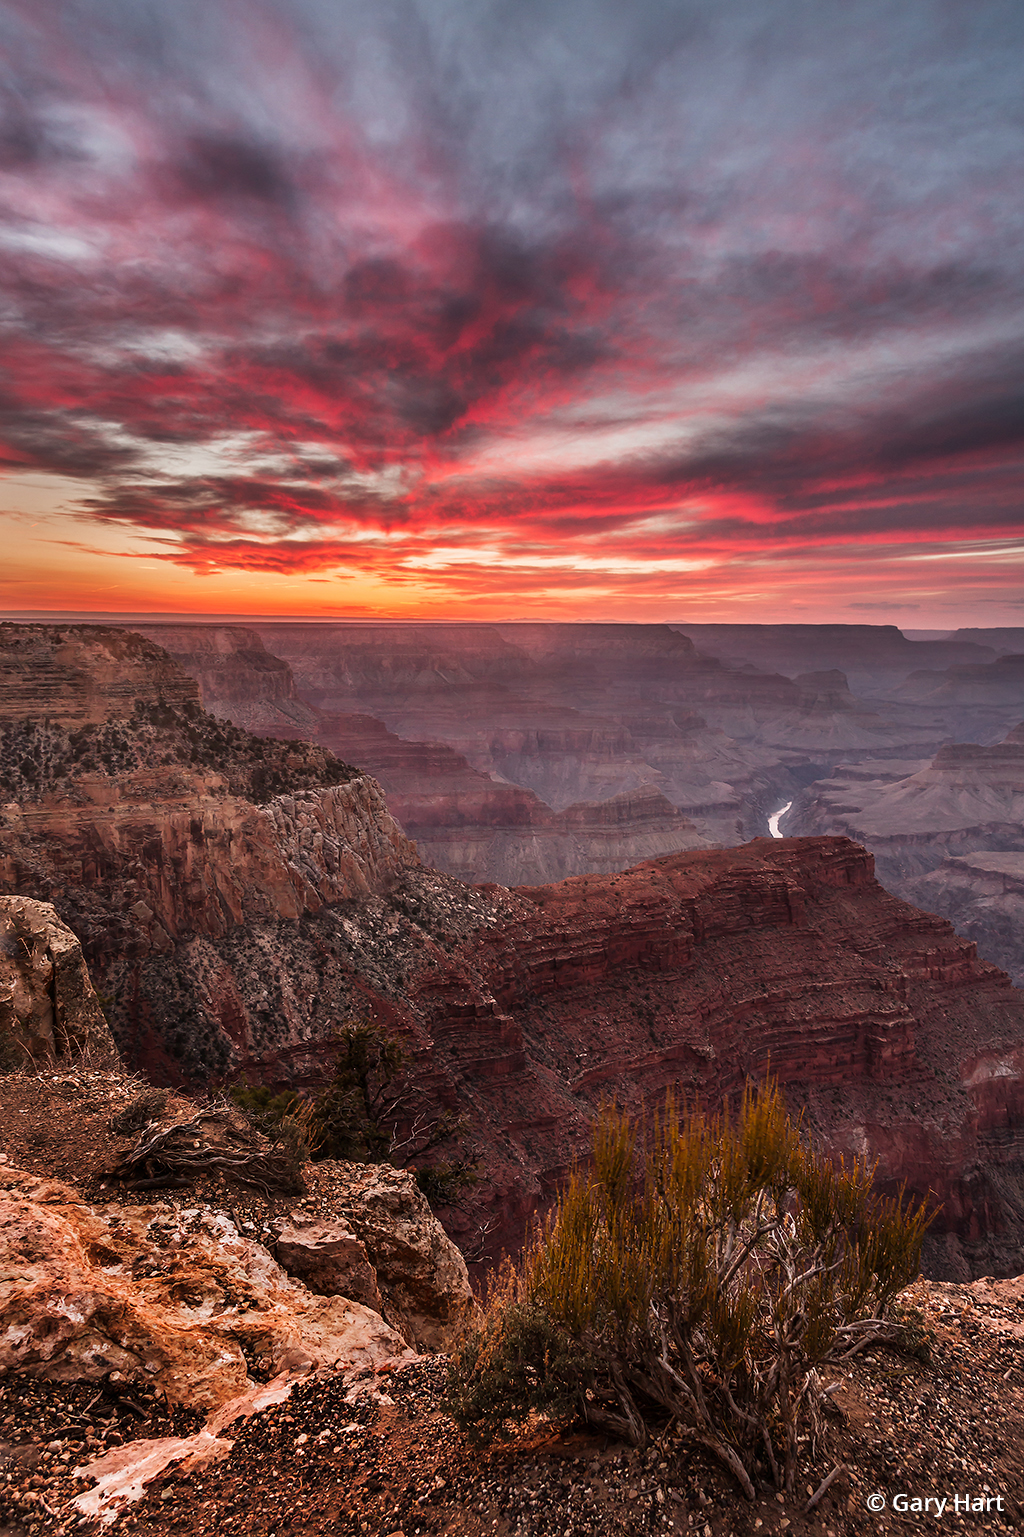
[768,800,793,839]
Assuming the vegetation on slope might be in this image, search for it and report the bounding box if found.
[448,1082,932,1497]
[0,697,358,804]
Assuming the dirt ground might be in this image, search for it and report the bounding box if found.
[1,1067,1023,1537]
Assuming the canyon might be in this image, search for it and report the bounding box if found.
[130,622,1024,989]
[788,723,1024,985]
[1,624,1024,1286]
[136,620,963,884]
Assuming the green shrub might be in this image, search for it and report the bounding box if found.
[415,1158,478,1208]
[447,1082,934,1496]
[232,1022,468,1171]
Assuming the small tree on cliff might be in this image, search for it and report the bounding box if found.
[234,1021,466,1176]
[447,1082,933,1497]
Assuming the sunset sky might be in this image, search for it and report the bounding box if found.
[1,0,1023,624]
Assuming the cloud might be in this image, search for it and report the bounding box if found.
[1,0,1023,614]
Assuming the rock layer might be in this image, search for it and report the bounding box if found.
[788,723,1024,982]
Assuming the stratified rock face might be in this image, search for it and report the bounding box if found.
[109,835,1024,1281]
[317,714,707,885]
[133,624,320,736]
[247,620,951,862]
[0,624,200,724]
[791,726,1024,867]
[889,654,1024,739]
[0,897,119,1067]
[905,854,1024,987]
[389,836,1024,1282]
[0,624,418,1078]
[1,776,417,945]
[0,1164,413,1409]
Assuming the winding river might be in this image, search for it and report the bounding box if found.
[768,800,793,839]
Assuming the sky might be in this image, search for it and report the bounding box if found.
[1,0,1023,624]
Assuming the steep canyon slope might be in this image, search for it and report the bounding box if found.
[1,623,1023,1283]
[788,723,1024,984]
[0,625,417,1078]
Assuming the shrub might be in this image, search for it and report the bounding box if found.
[231,1022,468,1172]
[306,1021,409,1161]
[447,1081,933,1496]
[415,1158,478,1208]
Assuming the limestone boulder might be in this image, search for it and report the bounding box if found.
[0,896,119,1066]
[0,1163,413,1410]
[328,1163,477,1350]
[271,1213,384,1313]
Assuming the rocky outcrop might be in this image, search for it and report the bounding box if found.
[905,853,1024,987]
[0,624,199,725]
[0,624,419,1077]
[272,1214,385,1315]
[393,837,1024,1281]
[0,1163,413,1410]
[269,1166,476,1351]
[0,775,417,947]
[0,896,119,1067]
[316,1164,476,1350]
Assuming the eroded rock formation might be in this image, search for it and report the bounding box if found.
[77,833,1024,1282]
[0,896,119,1067]
[0,625,419,1075]
[787,723,1024,982]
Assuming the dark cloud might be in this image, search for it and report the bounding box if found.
[175,134,294,206]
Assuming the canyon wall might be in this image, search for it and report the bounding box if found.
[0,625,419,1078]
[787,723,1024,982]
[4,624,1024,1283]
[70,828,1024,1283]
[129,624,712,881]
